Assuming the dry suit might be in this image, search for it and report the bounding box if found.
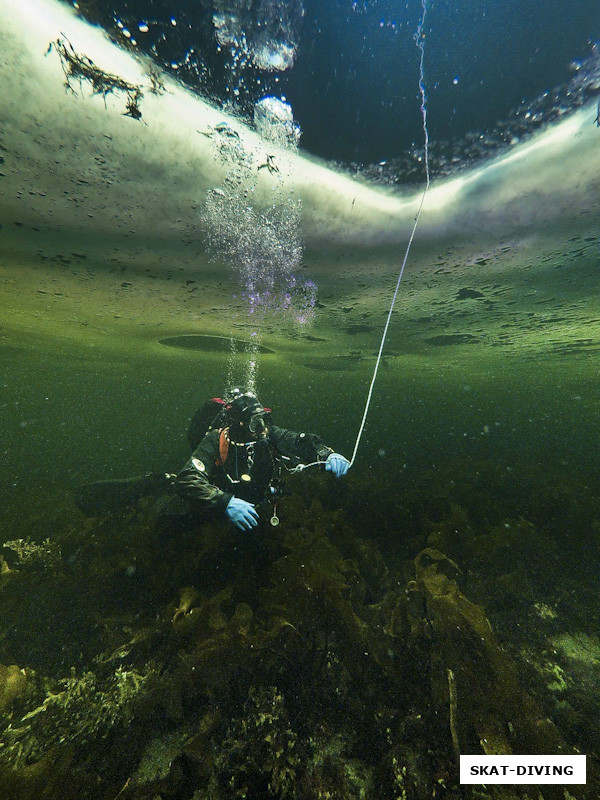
[175,425,333,518]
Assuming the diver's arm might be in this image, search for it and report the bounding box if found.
[270,426,350,477]
[174,429,233,513]
[269,425,333,464]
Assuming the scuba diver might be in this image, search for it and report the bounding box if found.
[176,389,350,531]
[73,388,350,530]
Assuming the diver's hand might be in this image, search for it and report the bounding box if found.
[325,453,350,478]
[226,497,259,531]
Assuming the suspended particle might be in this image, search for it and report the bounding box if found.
[138,22,149,33]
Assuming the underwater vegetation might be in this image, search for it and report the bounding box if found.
[0,463,599,800]
[45,35,165,120]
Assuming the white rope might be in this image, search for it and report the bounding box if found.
[349,0,431,468]
[287,0,431,475]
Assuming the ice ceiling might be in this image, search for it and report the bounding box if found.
[0,0,599,373]
[62,0,600,180]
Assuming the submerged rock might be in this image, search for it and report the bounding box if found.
[0,664,28,713]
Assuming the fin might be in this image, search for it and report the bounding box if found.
[73,473,172,515]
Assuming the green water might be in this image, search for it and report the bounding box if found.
[2,263,600,791]
[2,2,600,793]
[3,317,597,497]
[2,302,600,797]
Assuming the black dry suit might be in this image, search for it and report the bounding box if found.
[175,425,333,518]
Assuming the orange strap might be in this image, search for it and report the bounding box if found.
[216,428,230,467]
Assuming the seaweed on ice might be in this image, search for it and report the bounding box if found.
[46,36,145,119]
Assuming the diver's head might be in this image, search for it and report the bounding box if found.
[225,389,269,442]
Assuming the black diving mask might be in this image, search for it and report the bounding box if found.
[248,411,268,438]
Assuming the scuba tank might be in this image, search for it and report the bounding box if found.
[187,397,228,451]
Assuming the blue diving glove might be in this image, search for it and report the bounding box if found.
[226,497,259,531]
[325,453,350,478]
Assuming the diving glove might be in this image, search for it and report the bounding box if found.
[226,496,259,531]
[325,453,351,478]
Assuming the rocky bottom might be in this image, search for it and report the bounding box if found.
[0,461,599,800]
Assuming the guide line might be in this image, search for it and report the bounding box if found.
[348,0,431,468]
